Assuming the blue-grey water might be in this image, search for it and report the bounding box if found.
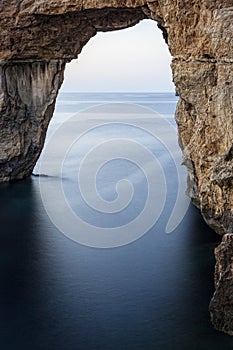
[0,93,232,349]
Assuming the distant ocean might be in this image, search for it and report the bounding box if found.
[0,93,232,350]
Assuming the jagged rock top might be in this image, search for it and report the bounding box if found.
[20,0,151,13]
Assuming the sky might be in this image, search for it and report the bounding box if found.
[61,19,175,93]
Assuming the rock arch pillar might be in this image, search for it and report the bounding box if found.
[0,59,66,181]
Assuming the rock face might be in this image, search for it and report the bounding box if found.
[210,234,233,335]
[0,0,232,335]
[0,60,65,181]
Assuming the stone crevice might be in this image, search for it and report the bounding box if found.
[173,55,233,64]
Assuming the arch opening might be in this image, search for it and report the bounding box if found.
[34,18,189,241]
[61,19,174,93]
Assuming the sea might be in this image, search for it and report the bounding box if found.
[0,93,232,350]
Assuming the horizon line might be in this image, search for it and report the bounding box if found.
[60,91,176,93]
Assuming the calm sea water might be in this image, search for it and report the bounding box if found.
[0,93,232,349]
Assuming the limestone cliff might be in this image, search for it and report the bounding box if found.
[0,0,232,336]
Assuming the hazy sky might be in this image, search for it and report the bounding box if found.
[61,19,174,92]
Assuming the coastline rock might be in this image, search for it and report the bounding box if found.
[0,0,232,336]
[210,234,233,335]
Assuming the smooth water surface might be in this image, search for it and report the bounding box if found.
[0,93,232,350]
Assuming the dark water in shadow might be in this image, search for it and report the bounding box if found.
[0,94,232,349]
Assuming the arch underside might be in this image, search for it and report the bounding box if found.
[0,1,232,335]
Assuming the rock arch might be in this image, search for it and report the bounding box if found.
[0,0,232,335]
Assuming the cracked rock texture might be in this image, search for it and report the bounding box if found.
[210,234,233,335]
[0,0,232,336]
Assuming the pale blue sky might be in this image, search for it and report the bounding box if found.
[61,20,174,92]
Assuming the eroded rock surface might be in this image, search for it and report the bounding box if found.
[0,0,232,336]
[210,234,233,335]
[0,60,65,181]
